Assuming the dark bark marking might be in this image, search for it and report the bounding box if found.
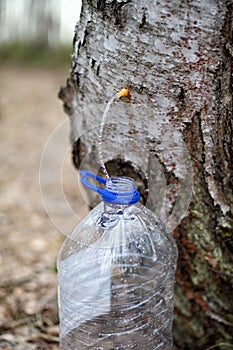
[139,8,147,29]
[72,138,88,169]
[208,1,233,253]
[218,1,233,196]
[177,86,185,104]
[96,0,104,11]
[90,58,100,76]
[72,71,81,90]
[82,28,89,46]
[96,0,132,26]
[76,40,81,55]
[183,111,205,168]
[96,64,100,76]
[72,32,78,49]
[91,58,96,68]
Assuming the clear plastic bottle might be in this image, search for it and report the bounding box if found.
[57,171,177,350]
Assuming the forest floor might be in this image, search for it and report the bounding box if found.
[0,64,88,350]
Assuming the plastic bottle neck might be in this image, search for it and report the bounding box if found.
[102,177,139,206]
[80,171,140,206]
[98,177,138,228]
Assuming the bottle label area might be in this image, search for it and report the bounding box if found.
[58,248,112,337]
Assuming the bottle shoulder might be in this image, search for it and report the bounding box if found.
[58,202,176,262]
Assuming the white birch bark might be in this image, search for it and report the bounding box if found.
[59,1,233,348]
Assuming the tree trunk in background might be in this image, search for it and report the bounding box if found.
[59,0,233,348]
[0,0,61,47]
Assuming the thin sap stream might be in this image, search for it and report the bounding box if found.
[97,94,117,179]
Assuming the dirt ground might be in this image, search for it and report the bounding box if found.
[0,64,88,349]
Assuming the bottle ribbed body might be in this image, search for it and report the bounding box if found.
[57,201,177,350]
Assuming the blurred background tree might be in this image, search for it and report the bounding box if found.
[0,2,85,349]
[0,0,81,66]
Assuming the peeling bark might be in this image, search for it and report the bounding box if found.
[59,0,233,348]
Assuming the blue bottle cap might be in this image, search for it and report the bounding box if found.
[80,170,140,205]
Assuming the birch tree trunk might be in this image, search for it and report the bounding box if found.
[59,0,233,348]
